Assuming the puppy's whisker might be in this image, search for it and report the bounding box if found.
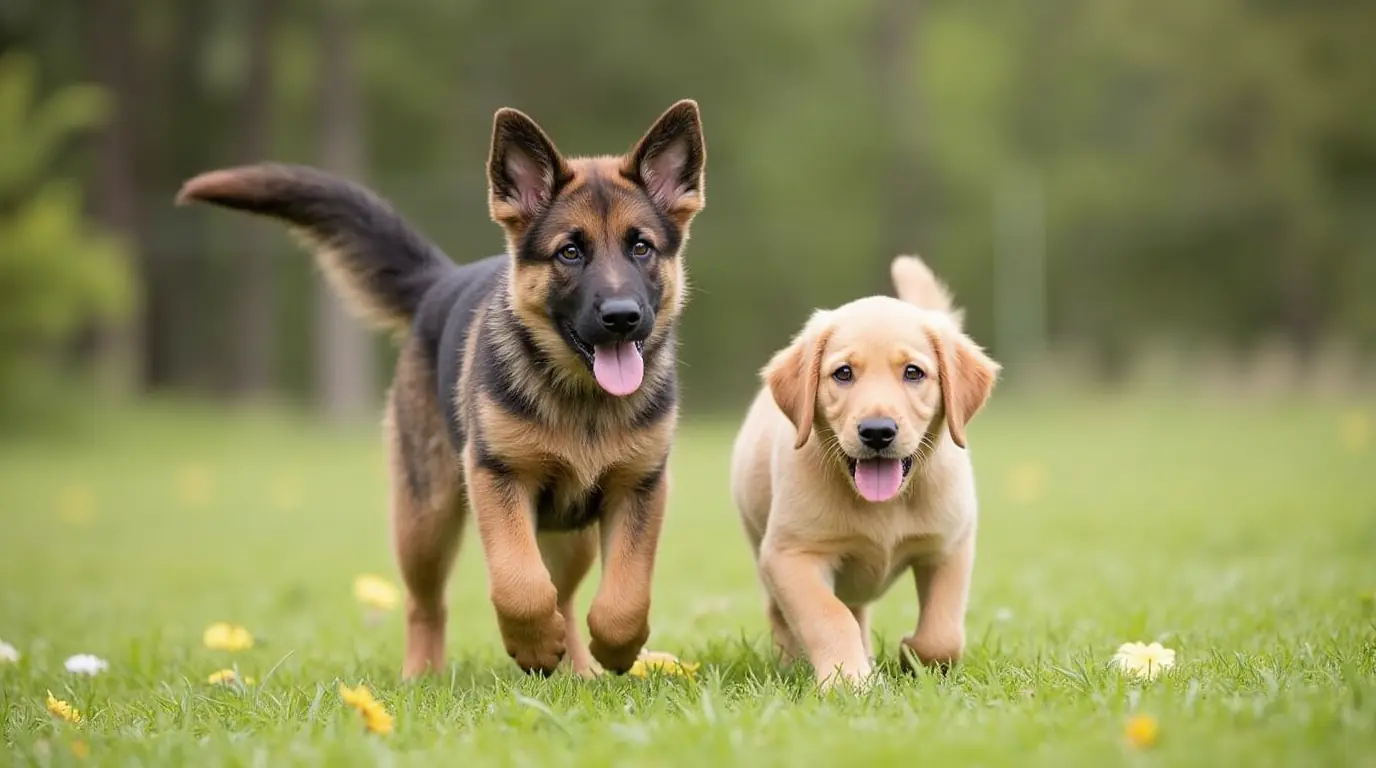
[821,434,849,468]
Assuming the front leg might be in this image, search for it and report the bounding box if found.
[850,604,874,662]
[465,451,565,675]
[587,468,669,673]
[902,533,974,672]
[761,547,871,688]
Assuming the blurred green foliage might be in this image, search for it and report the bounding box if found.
[7,0,1375,409]
[0,53,134,412]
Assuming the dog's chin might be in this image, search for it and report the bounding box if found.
[843,453,916,504]
[558,322,597,369]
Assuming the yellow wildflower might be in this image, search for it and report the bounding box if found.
[56,486,96,525]
[207,669,254,686]
[1124,714,1160,748]
[1005,461,1047,505]
[353,574,401,612]
[271,475,301,511]
[45,691,81,724]
[339,683,394,735]
[628,650,700,679]
[1341,409,1370,453]
[70,740,90,759]
[177,463,214,508]
[203,622,254,652]
[1112,641,1176,680]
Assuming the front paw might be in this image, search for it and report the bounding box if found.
[496,608,567,676]
[587,602,650,674]
[900,632,964,673]
[816,662,876,692]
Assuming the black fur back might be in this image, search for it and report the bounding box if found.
[417,255,509,449]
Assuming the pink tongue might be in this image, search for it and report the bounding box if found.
[592,343,645,396]
[854,458,903,502]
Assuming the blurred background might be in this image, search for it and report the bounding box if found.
[1,8,1373,752]
[2,0,1374,426]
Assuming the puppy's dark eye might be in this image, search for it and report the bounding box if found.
[832,365,853,383]
[556,244,583,265]
[904,364,926,382]
[630,240,653,259]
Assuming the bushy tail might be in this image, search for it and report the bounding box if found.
[890,254,965,328]
[177,163,455,331]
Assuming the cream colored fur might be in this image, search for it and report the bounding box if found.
[730,255,999,688]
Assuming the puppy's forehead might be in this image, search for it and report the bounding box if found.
[825,296,942,354]
[548,157,664,243]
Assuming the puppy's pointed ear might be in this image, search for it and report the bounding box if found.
[488,108,571,231]
[927,326,1000,449]
[624,100,706,225]
[764,312,833,450]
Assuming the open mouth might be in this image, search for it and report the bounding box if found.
[844,455,915,503]
[562,323,647,398]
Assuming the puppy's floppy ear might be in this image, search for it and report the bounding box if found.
[488,108,571,230]
[926,326,1000,449]
[624,100,706,224]
[764,312,833,450]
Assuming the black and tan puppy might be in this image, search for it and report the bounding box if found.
[177,101,706,678]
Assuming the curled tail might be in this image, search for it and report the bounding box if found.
[890,254,965,328]
[177,163,455,331]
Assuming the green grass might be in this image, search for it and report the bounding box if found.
[2,394,1374,766]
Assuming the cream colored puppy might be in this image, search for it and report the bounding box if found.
[731,255,999,687]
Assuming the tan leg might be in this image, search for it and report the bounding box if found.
[761,547,871,687]
[587,471,669,673]
[465,452,565,675]
[539,529,598,677]
[902,533,974,672]
[768,599,802,664]
[850,604,874,661]
[388,414,466,679]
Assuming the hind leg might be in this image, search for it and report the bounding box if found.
[387,400,466,678]
[540,530,598,677]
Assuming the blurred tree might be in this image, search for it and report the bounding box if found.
[875,0,924,262]
[142,0,221,392]
[5,0,1374,410]
[0,53,135,415]
[230,0,280,397]
[314,0,375,422]
[85,0,145,393]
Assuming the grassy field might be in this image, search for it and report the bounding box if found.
[1,394,1373,766]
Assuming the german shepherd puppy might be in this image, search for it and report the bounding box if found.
[176,101,706,678]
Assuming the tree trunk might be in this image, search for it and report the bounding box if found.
[87,0,145,394]
[148,0,216,391]
[875,0,922,262]
[1280,240,1319,364]
[230,0,280,397]
[315,2,376,422]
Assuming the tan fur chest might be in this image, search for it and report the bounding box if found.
[824,509,956,605]
[773,462,975,606]
[485,401,674,492]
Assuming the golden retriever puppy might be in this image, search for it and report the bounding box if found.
[730,255,999,687]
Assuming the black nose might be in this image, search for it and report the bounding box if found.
[858,417,898,450]
[599,299,643,336]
